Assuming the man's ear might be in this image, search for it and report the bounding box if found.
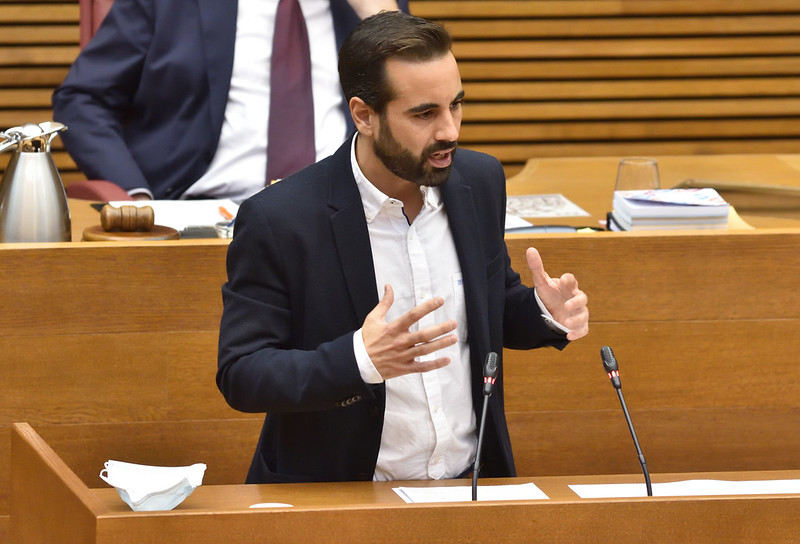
[350,97,375,136]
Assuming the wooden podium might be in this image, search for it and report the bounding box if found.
[11,423,800,544]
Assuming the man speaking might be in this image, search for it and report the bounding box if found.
[217,11,589,484]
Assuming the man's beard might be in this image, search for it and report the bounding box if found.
[373,120,457,187]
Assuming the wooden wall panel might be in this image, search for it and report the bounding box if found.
[2,230,799,538]
[3,1,800,182]
[411,0,800,177]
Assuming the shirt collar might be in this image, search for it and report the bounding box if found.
[350,134,442,223]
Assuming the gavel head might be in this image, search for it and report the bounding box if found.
[100,204,155,232]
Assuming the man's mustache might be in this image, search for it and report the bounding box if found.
[425,140,458,155]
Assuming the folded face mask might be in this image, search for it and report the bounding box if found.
[99,460,207,511]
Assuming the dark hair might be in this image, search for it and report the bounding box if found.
[338,11,452,113]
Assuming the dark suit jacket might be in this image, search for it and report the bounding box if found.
[51,0,408,199]
[217,137,567,483]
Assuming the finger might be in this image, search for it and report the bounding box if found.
[558,272,579,295]
[566,317,589,341]
[381,355,453,380]
[411,356,452,374]
[408,319,458,345]
[407,332,458,359]
[563,305,589,340]
[369,284,394,321]
[525,247,551,288]
[392,296,445,331]
[559,288,587,315]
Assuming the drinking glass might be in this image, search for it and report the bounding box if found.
[615,157,660,191]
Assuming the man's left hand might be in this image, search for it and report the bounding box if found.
[526,247,589,341]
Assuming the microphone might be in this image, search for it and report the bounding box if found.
[599,346,653,497]
[472,351,499,501]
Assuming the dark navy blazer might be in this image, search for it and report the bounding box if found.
[52,0,408,199]
[217,137,568,483]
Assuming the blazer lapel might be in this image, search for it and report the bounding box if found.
[441,172,491,364]
[197,0,237,139]
[327,142,380,323]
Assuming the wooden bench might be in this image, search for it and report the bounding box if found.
[3,228,800,539]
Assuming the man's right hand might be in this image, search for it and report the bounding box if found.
[361,284,457,380]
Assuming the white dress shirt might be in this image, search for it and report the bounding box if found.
[183,0,347,201]
[349,137,478,481]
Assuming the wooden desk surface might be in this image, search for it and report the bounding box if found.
[92,469,800,514]
[507,153,800,229]
[12,418,800,544]
[66,200,232,243]
[65,154,800,240]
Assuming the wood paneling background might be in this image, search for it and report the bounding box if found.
[3,1,800,183]
[412,0,800,177]
[0,0,77,180]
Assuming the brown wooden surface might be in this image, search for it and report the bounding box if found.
[11,423,800,544]
[506,153,800,228]
[410,0,800,177]
[0,240,250,542]
[81,224,179,241]
[3,227,800,541]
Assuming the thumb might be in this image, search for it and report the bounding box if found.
[525,247,550,288]
[373,284,394,319]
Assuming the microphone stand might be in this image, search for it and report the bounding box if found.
[472,352,498,501]
[614,387,653,497]
[601,346,652,497]
[471,396,490,501]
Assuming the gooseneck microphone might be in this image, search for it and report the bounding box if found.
[472,351,499,501]
[600,346,653,497]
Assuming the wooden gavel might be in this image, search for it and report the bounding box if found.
[100,204,155,232]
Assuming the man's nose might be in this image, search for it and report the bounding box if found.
[435,110,461,143]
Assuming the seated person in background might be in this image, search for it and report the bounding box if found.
[217,11,590,484]
[52,0,405,201]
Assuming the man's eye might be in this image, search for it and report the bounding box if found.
[417,111,432,120]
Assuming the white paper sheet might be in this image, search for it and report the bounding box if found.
[569,479,800,499]
[394,482,549,503]
[504,214,535,230]
[506,194,590,218]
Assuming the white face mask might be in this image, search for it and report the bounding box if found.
[99,460,207,511]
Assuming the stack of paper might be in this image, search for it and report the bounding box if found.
[608,188,730,231]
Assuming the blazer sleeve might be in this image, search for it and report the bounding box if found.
[52,0,154,192]
[217,195,373,414]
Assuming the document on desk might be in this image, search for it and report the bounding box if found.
[108,199,239,232]
[394,482,549,503]
[569,479,800,499]
[507,194,590,218]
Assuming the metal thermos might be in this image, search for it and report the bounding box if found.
[0,121,71,242]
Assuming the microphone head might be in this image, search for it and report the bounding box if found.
[600,346,622,389]
[483,351,499,379]
[483,352,499,396]
[600,346,618,373]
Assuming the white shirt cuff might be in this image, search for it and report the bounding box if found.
[353,328,384,384]
[534,288,572,335]
[128,188,154,199]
